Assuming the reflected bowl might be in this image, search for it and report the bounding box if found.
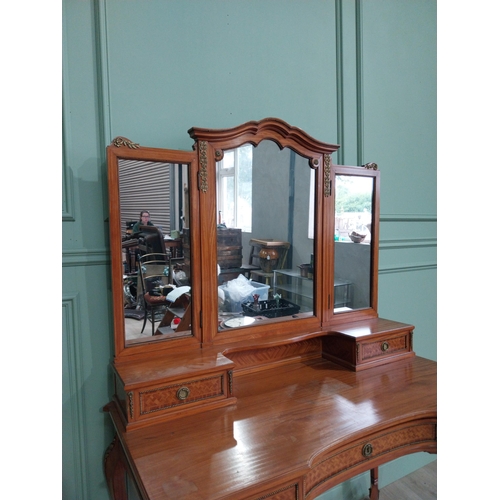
[349,232,366,243]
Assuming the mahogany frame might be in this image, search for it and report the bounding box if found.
[188,118,341,345]
[107,140,201,360]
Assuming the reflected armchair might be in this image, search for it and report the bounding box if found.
[137,253,172,335]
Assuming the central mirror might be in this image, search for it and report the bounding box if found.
[215,141,316,330]
[188,118,340,342]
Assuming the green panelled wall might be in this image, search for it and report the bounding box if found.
[62,1,436,499]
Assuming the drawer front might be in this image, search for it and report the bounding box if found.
[305,421,436,497]
[139,373,226,416]
[358,331,411,363]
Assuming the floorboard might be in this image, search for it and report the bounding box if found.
[363,460,437,500]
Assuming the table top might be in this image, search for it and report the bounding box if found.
[273,269,350,285]
[107,356,436,499]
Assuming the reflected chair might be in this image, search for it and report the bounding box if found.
[240,240,262,278]
[138,226,184,284]
[137,253,172,335]
[137,225,166,255]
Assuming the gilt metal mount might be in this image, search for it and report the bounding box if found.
[111,136,140,149]
[199,141,208,192]
[324,154,332,197]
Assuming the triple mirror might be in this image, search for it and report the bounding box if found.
[107,119,380,359]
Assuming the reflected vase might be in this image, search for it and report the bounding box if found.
[259,248,279,273]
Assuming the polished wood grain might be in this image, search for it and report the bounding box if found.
[104,120,436,500]
[111,316,418,430]
[105,356,436,499]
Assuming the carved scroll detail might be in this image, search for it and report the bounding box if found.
[363,162,378,170]
[199,141,208,193]
[103,435,118,466]
[324,154,332,197]
[111,136,139,149]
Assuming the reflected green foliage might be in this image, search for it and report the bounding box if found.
[335,177,372,213]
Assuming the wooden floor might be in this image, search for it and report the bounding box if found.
[363,461,436,500]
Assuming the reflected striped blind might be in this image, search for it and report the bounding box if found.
[118,160,171,236]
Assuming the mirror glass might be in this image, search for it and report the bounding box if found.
[118,159,192,344]
[334,174,374,312]
[215,140,316,330]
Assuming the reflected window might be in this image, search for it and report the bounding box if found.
[335,176,372,243]
[334,174,374,312]
[217,145,253,232]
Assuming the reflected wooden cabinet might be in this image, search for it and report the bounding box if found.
[104,119,436,499]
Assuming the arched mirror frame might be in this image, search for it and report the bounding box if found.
[107,138,202,361]
[322,163,381,327]
[188,118,340,345]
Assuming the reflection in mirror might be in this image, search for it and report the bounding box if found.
[334,174,374,312]
[215,140,315,330]
[118,159,192,344]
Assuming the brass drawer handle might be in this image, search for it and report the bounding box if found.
[176,387,190,400]
[381,341,390,352]
[362,443,373,457]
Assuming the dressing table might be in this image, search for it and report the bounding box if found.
[104,118,436,499]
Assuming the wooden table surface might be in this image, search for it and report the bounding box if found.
[106,356,436,500]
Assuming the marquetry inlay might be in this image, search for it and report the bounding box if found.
[226,338,321,372]
[304,422,436,497]
[139,375,224,415]
[361,334,408,360]
[127,391,134,418]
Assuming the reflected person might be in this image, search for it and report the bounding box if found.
[132,210,154,233]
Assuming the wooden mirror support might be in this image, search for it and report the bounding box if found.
[104,119,436,500]
[107,139,201,360]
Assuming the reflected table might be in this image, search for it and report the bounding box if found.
[273,269,352,311]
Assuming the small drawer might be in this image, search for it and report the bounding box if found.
[358,332,410,363]
[322,323,415,371]
[139,373,226,416]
